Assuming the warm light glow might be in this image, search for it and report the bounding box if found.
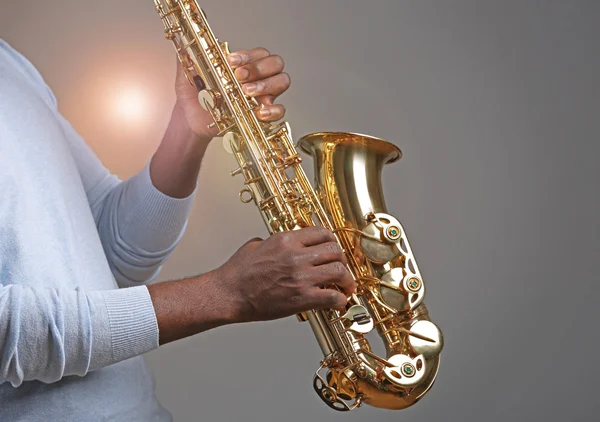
[115,87,147,122]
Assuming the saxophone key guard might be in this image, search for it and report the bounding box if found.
[383,354,426,387]
[337,305,373,334]
[380,267,425,310]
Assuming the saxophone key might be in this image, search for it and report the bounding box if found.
[276,154,302,170]
[406,320,443,359]
[219,41,231,56]
[230,161,252,177]
[223,131,242,154]
[198,89,221,111]
[239,188,254,204]
[177,38,198,52]
[244,175,262,184]
[331,305,373,334]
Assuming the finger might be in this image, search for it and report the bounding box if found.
[242,72,291,98]
[294,226,337,247]
[307,288,348,312]
[305,242,347,266]
[174,56,199,100]
[233,54,285,83]
[257,104,286,122]
[255,95,274,107]
[312,262,357,295]
[227,47,271,68]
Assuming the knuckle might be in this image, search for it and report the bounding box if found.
[275,232,290,247]
[288,230,304,243]
[282,235,295,249]
[291,267,309,286]
[260,79,271,92]
[257,47,270,57]
[328,242,343,260]
[314,226,330,238]
[321,227,336,242]
[250,81,263,95]
[233,51,248,65]
[272,54,285,69]
[328,290,345,307]
[289,252,303,268]
[333,262,347,278]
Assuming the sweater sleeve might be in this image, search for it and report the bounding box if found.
[57,113,196,287]
[5,44,196,287]
[0,284,158,387]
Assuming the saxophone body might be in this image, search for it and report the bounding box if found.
[153,0,443,411]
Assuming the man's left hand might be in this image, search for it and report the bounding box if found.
[174,47,291,141]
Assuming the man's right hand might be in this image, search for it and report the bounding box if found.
[148,226,356,345]
[214,226,357,323]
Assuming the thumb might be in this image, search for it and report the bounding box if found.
[175,56,188,88]
[175,56,204,100]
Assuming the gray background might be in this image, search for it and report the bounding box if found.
[2,0,599,421]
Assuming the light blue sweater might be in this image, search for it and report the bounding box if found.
[0,40,195,421]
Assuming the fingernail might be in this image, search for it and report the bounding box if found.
[259,108,271,118]
[244,83,257,94]
[228,54,241,66]
[236,68,249,81]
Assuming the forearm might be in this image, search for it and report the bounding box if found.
[149,101,212,199]
[148,269,239,345]
[94,102,205,286]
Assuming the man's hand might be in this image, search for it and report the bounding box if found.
[149,47,291,199]
[215,227,357,322]
[148,227,356,344]
[175,47,291,141]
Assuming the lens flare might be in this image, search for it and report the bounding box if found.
[115,87,147,122]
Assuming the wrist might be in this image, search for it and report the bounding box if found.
[148,271,241,345]
[206,267,246,325]
[150,101,211,198]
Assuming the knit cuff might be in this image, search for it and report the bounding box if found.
[90,286,159,367]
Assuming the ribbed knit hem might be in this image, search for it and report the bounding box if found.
[123,160,196,236]
[102,286,159,363]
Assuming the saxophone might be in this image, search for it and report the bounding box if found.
[153,0,443,411]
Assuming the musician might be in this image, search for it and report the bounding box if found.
[0,39,355,421]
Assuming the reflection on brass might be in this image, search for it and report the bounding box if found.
[198,88,220,111]
[407,320,444,358]
[153,0,443,411]
[222,131,241,155]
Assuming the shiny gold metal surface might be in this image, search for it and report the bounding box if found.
[153,1,443,411]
